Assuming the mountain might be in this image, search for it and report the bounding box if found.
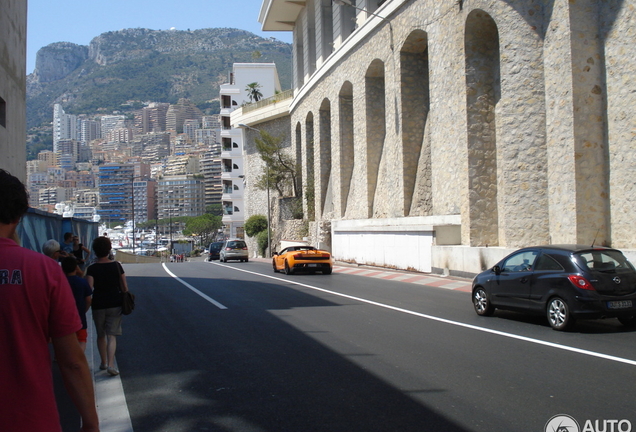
[26,27,292,129]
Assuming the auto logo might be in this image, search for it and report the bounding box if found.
[545,414,580,432]
[613,276,621,284]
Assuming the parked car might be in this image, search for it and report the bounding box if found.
[471,245,636,330]
[219,239,249,262]
[207,242,224,261]
[272,245,333,275]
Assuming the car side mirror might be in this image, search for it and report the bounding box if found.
[272,252,278,256]
[493,265,502,275]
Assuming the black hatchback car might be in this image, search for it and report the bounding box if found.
[207,242,224,261]
[472,245,636,330]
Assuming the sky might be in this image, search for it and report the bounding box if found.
[26,0,293,74]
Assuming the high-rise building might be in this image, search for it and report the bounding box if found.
[166,98,203,134]
[80,119,101,143]
[100,115,126,139]
[97,163,135,224]
[53,104,78,154]
[157,175,206,220]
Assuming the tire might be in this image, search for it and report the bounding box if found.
[618,316,636,328]
[472,288,494,316]
[272,260,278,273]
[322,267,332,275]
[284,260,293,275]
[245,258,249,263]
[547,297,575,331]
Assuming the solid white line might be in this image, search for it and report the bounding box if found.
[214,262,636,367]
[162,263,227,310]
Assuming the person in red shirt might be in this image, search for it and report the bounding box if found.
[0,169,99,432]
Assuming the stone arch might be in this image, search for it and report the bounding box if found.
[400,29,431,216]
[305,111,316,220]
[295,121,303,199]
[465,9,501,246]
[365,59,386,217]
[338,81,354,217]
[318,98,332,216]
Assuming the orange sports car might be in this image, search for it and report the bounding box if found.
[272,245,333,275]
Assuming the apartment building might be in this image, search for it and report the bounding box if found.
[157,175,206,220]
[96,163,135,224]
[220,63,281,239]
[53,104,78,154]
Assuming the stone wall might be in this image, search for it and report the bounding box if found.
[0,0,27,180]
[284,0,635,261]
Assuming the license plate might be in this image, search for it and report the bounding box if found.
[308,264,318,267]
[607,300,633,309]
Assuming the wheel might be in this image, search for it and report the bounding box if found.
[322,267,332,275]
[618,316,636,328]
[472,288,494,316]
[547,297,575,331]
[245,258,249,262]
[284,260,294,275]
[272,260,278,273]
[220,255,225,263]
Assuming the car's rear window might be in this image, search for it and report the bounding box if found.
[227,241,246,248]
[574,250,634,272]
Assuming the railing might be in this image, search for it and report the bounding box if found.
[242,89,294,113]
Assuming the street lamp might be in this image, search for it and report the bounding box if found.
[332,0,394,51]
[238,123,271,258]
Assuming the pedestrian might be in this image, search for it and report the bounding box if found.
[0,169,99,432]
[42,238,63,261]
[71,235,91,271]
[85,236,129,376]
[62,256,93,352]
[61,232,74,257]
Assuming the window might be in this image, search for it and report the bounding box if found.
[501,250,538,272]
[534,254,564,271]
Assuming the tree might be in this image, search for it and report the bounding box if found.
[182,214,222,245]
[245,215,268,238]
[245,82,263,102]
[253,130,298,197]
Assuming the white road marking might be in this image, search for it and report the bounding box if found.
[214,262,636,367]
[162,263,227,309]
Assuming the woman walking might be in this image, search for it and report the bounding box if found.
[85,236,129,376]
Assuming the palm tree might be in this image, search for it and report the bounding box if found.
[246,82,263,102]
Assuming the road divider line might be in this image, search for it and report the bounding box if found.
[216,263,636,367]
[162,263,227,310]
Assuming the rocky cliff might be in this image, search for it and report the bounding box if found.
[27,27,292,128]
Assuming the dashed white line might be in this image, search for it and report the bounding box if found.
[162,263,227,309]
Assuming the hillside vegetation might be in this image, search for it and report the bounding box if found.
[27,27,292,129]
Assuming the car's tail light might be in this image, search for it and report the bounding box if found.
[242,247,247,250]
[568,274,595,290]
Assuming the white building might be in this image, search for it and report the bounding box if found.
[53,104,78,154]
[219,63,281,239]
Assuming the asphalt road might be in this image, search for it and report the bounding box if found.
[66,259,636,431]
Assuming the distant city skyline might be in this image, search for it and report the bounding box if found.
[27,0,292,74]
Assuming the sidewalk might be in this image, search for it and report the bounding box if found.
[54,310,133,432]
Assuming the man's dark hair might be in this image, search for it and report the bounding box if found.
[0,169,29,224]
[64,232,74,241]
[61,256,79,274]
[92,236,112,258]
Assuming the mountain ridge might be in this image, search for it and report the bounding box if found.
[27,27,292,128]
